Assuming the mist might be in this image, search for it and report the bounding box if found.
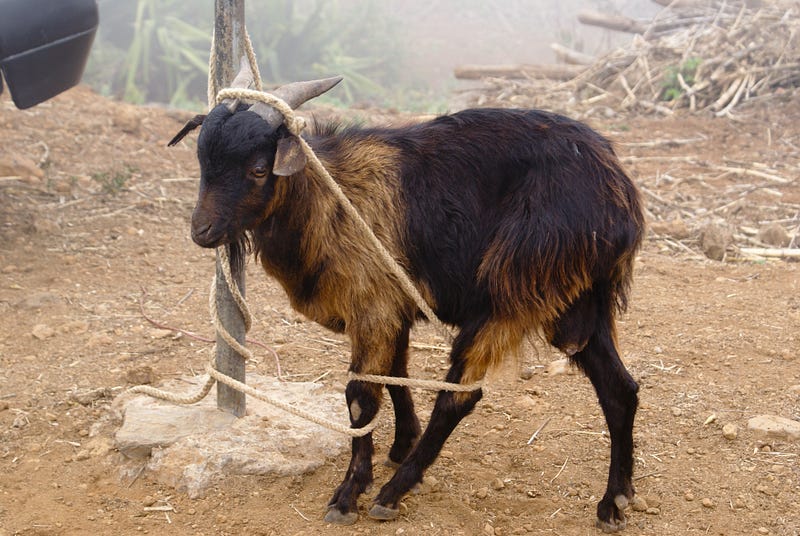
[85,0,661,110]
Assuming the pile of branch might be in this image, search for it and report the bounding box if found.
[457,0,800,116]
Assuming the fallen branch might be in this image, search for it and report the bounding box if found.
[739,247,800,259]
[453,63,584,81]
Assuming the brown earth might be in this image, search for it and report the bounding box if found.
[0,86,798,536]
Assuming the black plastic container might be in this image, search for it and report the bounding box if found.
[0,0,98,109]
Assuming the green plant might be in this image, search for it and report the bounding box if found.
[86,0,404,109]
[92,165,137,195]
[661,57,702,101]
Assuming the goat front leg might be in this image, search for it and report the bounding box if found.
[324,379,382,525]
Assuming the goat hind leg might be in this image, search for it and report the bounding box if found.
[385,323,421,467]
[572,330,638,532]
[369,319,502,520]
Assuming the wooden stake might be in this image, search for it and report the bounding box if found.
[213,0,247,418]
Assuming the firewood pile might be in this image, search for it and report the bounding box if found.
[456,0,800,117]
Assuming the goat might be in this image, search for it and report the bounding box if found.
[169,63,645,532]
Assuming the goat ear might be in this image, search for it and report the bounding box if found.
[273,135,307,176]
[167,114,207,146]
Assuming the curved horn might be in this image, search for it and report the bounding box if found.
[248,76,343,128]
[223,57,255,111]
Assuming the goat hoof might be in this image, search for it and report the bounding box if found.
[368,503,400,521]
[596,518,626,533]
[324,506,358,525]
[596,492,630,533]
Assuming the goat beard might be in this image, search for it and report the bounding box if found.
[226,235,250,277]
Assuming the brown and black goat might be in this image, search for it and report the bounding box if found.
[169,66,645,532]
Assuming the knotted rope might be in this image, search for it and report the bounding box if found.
[130,28,481,438]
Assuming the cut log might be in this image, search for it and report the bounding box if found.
[550,43,597,66]
[453,63,585,81]
[577,10,647,34]
[650,0,716,7]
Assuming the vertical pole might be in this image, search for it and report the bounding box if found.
[213,0,246,417]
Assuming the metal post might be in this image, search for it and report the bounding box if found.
[213,0,247,417]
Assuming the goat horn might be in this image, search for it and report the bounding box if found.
[223,56,255,111]
[248,76,343,128]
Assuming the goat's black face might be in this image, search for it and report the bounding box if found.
[190,104,282,248]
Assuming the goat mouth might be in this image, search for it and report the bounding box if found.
[191,222,230,248]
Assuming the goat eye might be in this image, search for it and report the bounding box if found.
[251,166,268,178]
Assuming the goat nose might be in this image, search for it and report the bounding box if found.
[191,221,213,245]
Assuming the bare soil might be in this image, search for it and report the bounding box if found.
[1,87,798,536]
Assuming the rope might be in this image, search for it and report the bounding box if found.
[131,26,481,439]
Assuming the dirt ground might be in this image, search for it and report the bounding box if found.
[1,86,798,536]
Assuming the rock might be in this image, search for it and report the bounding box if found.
[149,328,174,339]
[491,478,505,491]
[71,387,112,406]
[0,401,9,412]
[475,487,490,499]
[18,291,61,309]
[545,358,573,376]
[758,224,791,247]
[12,414,28,428]
[699,222,732,261]
[649,216,691,240]
[722,423,738,440]
[519,366,535,380]
[124,366,156,386]
[747,415,800,441]
[788,385,800,395]
[31,324,55,340]
[117,375,348,498]
[684,491,695,502]
[73,450,91,462]
[0,155,44,182]
[630,496,648,511]
[701,498,714,508]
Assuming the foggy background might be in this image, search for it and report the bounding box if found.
[85,0,661,111]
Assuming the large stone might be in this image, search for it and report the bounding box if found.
[115,374,350,498]
[747,415,800,441]
[699,222,732,261]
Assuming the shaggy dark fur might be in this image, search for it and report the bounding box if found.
[170,104,645,531]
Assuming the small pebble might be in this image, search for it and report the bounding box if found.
[476,487,489,499]
[491,478,505,491]
[684,491,695,502]
[484,523,495,536]
[142,496,156,507]
[645,507,660,515]
[519,366,535,380]
[722,423,738,440]
[701,498,714,508]
[671,407,682,417]
[631,496,648,512]
[0,401,9,412]
[757,527,769,535]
